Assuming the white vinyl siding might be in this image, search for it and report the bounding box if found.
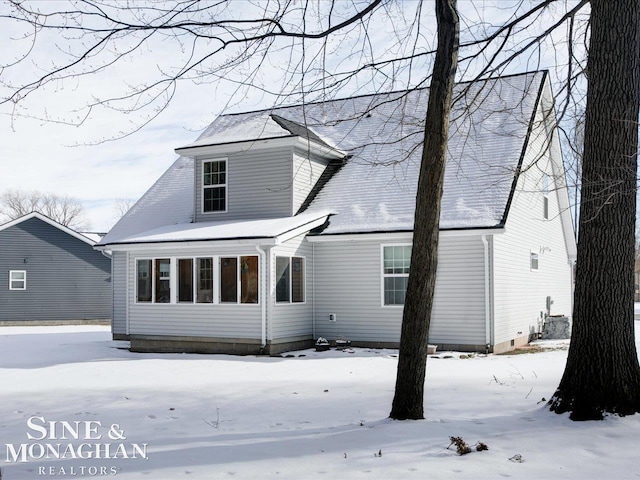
[195,148,293,222]
[491,94,573,347]
[112,252,128,336]
[292,150,329,213]
[314,236,486,346]
[270,235,313,340]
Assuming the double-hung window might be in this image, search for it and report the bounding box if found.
[276,256,305,303]
[9,270,26,290]
[203,159,227,213]
[382,245,411,306]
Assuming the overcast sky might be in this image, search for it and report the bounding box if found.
[0,1,585,233]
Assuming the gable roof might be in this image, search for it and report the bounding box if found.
[102,70,549,244]
[0,212,98,246]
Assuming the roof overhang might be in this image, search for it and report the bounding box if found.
[96,211,332,251]
[175,135,346,160]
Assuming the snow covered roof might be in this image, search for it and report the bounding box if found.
[102,210,332,247]
[103,71,548,243]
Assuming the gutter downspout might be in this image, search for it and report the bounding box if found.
[481,235,492,352]
[256,245,268,350]
[312,242,316,340]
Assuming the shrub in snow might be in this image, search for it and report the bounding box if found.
[448,436,489,456]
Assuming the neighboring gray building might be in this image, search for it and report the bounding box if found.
[0,212,111,323]
[97,71,576,354]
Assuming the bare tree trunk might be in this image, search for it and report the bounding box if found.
[549,0,640,420]
[390,0,459,420]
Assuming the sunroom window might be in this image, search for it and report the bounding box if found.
[136,260,152,302]
[178,259,193,303]
[220,256,259,304]
[276,256,305,303]
[196,258,214,303]
[155,259,171,303]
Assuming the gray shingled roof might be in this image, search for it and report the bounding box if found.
[101,71,546,244]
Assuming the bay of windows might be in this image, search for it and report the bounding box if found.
[136,255,259,304]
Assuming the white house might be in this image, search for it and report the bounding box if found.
[96,70,576,355]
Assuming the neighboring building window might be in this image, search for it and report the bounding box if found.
[276,256,305,303]
[155,259,171,303]
[220,256,259,303]
[531,252,539,271]
[136,260,152,302]
[383,245,411,305]
[9,270,26,290]
[542,173,549,220]
[196,258,214,303]
[203,159,227,213]
[178,259,193,303]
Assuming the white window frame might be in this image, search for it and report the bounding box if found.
[219,255,260,305]
[9,270,26,291]
[201,158,228,214]
[530,251,539,271]
[275,256,306,305]
[134,254,260,306]
[381,244,412,307]
[177,258,195,304]
[135,258,172,304]
[135,258,153,303]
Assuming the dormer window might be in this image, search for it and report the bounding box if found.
[203,159,227,213]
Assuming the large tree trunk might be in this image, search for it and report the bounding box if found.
[389,0,459,420]
[549,0,640,420]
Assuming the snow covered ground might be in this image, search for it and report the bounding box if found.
[1,325,640,479]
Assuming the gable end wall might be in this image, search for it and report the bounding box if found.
[0,218,111,322]
[491,91,574,347]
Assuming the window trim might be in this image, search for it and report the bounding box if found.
[219,255,260,305]
[201,158,228,214]
[135,259,153,303]
[134,254,260,306]
[530,251,539,271]
[275,255,306,305]
[381,244,412,308]
[9,270,26,291]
